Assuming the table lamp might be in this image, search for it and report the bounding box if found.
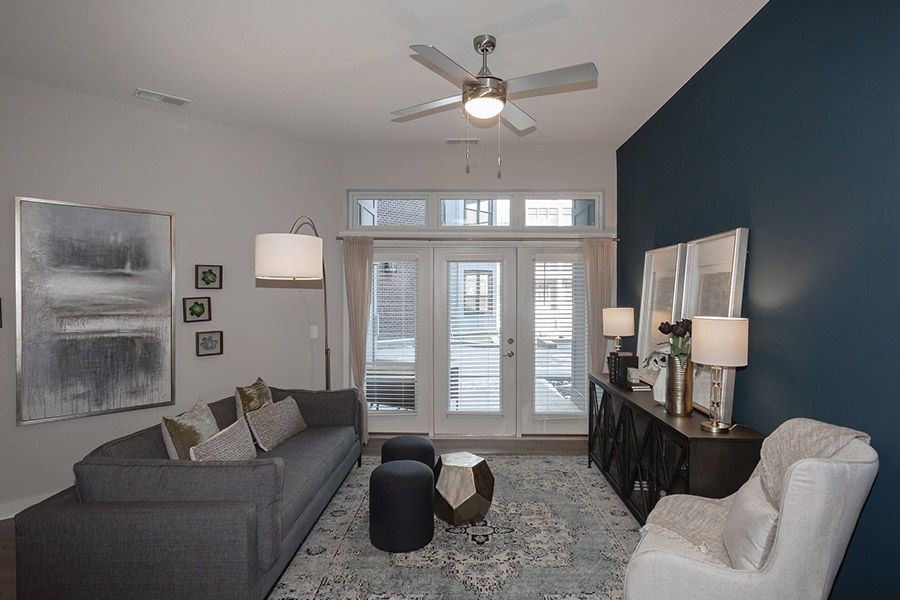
[602,307,634,384]
[691,316,748,434]
[602,307,634,352]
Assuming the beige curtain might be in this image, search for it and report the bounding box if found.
[583,238,616,375]
[342,236,374,443]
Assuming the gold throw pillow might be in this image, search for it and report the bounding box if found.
[161,400,220,460]
[234,377,273,419]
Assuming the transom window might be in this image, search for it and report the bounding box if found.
[349,191,605,233]
[441,198,511,227]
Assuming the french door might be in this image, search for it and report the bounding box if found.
[364,246,589,437]
[433,249,518,436]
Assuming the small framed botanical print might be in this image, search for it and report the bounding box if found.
[183,297,212,322]
[195,264,222,289]
[196,330,223,356]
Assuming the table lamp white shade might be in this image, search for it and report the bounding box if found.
[602,307,635,337]
[691,316,749,367]
[255,233,322,280]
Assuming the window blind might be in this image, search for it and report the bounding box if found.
[447,261,502,412]
[533,259,589,414]
[366,260,417,411]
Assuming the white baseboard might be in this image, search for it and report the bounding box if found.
[0,492,56,520]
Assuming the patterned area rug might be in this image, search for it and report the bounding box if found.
[269,455,640,600]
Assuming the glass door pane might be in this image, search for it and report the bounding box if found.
[365,249,432,434]
[448,261,502,412]
[533,259,588,414]
[434,249,516,436]
[519,250,590,435]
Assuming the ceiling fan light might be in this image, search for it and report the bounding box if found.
[464,96,505,119]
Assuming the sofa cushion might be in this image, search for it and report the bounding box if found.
[260,425,357,535]
[190,418,258,462]
[722,474,779,570]
[74,456,284,572]
[246,396,307,452]
[161,401,220,460]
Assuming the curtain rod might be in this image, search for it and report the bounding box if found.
[336,235,619,243]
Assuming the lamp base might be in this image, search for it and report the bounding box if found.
[700,420,730,434]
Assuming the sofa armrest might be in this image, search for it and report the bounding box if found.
[270,386,362,440]
[74,456,283,571]
[16,491,258,600]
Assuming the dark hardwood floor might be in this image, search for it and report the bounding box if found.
[0,437,585,599]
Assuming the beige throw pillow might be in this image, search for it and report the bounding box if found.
[722,474,779,570]
[235,377,273,420]
[161,400,220,460]
[189,418,257,461]
[246,397,307,452]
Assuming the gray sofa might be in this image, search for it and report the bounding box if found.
[15,386,362,600]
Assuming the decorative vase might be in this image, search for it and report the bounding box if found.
[665,356,693,416]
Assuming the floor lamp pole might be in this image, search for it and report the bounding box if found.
[288,216,332,390]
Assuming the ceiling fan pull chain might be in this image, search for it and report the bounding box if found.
[466,111,470,174]
[497,116,502,179]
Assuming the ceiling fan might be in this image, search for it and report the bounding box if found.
[392,34,598,132]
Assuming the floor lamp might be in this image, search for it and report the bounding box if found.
[255,215,331,390]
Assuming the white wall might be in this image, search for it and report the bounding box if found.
[341,147,617,229]
[0,76,344,515]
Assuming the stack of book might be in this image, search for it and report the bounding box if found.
[618,380,651,392]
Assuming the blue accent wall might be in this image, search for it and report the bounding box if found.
[616,0,899,595]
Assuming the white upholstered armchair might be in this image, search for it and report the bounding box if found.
[624,418,878,600]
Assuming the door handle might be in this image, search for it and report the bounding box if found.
[506,350,515,357]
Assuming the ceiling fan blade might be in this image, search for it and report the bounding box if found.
[504,62,598,94]
[392,94,462,118]
[410,44,479,86]
[501,101,537,131]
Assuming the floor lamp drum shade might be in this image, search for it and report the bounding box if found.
[691,316,749,367]
[602,307,635,337]
[255,233,323,280]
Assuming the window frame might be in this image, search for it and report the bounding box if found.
[347,190,606,235]
[348,193,434,230]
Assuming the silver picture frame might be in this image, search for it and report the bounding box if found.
[680,227,749,422]
[636,243,686,384]
[16,197,176,425]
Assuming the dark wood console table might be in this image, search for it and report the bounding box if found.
[589,373,763,525]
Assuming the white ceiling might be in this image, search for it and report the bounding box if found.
[0,1,768,152]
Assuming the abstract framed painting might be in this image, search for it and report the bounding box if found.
[16,197,175,425]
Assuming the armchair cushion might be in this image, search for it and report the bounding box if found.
[722,474,778,570]
[643,494,732,566]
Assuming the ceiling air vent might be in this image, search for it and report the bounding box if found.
[133,88,191,107]
[444,138,481,146]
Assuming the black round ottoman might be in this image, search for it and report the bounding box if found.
[369,460,434,553]
[381,435,435,467]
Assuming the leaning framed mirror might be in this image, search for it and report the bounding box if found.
[681,227,749,422]
[636,244,686,384]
